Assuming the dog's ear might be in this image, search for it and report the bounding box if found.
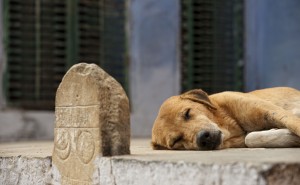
[180,89,217,110]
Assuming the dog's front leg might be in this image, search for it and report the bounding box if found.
[245,129,300,148]
[255,105,300,137]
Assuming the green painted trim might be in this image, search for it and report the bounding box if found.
[73,0,79,66]
[124,0,130,94]
[212,0,219,92]
[99,0,105,68]
[35,0,41,100]
[3,0,10,103]
[186,0,194,90]
[233,0,244,91]
[66,0,79,69]
[66,0,72,68]
[65,0,72,68]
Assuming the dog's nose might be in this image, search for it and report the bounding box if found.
[196,130,221,150]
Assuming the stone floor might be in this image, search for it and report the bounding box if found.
[1,139,300,185]
[1,139,300,164]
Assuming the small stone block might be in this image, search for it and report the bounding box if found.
[52,63,130,184]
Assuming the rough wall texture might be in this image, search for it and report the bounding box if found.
[1,155,300,185]
[263,164,300,185]
[0,156,52,185]
[102,159,268,185]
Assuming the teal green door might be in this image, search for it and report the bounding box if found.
[3,0,127,110]
[181,0,244,94]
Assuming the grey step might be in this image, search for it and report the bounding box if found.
[1,140,300,185]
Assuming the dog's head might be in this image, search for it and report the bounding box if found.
[152,89,223,150]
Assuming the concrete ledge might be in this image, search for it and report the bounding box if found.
[1,140,300,185]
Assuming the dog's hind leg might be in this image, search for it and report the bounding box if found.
[215,92,300,138]
[245,129,300,148]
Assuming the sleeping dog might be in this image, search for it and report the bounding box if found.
[152,87,300,150]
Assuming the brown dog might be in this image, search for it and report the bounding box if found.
[152,87,300,150]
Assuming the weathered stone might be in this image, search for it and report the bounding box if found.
[52,63,130,184]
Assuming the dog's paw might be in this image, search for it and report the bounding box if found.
[245,129,300,148]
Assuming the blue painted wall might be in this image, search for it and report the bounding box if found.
[128,0,181,137]
[245,0,300,91]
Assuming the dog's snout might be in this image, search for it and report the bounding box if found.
[196,130,221,150]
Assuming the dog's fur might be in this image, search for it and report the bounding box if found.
[152,87,300,150]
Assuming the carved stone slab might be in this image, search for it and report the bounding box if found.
[52,63,130,184]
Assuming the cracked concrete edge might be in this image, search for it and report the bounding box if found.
[51,163,61,185]
[97,156,116,185]
[1,156,300,185]
[0,156,52,185]
[105,158,269,185]
[99,158,300,185]
[261,164,300,185]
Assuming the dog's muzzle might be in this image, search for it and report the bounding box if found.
[196,130,222,150]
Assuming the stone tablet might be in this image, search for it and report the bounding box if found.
[52,63,130,184]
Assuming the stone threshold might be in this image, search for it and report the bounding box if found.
[1,139,300,185]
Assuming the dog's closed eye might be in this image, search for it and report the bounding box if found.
[183,108,191,120]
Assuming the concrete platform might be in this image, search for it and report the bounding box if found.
[1,139,300,185]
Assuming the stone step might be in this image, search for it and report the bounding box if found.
[1,139,300,185]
